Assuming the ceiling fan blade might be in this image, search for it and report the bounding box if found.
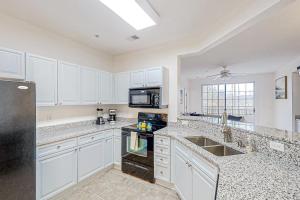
[206,74,220,78]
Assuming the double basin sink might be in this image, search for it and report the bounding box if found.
[185,136,244,156]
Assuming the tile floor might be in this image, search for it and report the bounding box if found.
[51,169,180,200]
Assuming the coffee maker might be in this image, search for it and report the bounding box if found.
[96,108,105,125]
[108,109,117,124]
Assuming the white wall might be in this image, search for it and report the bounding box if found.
[0,13,113,124]
[274,57,300,131]
[187,73,275,127]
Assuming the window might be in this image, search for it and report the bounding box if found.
[202,83,255,122]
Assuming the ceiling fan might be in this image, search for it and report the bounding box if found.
[206,66,248,80]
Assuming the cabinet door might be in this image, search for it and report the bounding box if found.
[193,165,217,200]
[104,136,114,167]
[100,71,113,104]
[37,149,77,200]
[80,67,98,105]
[26,54,58,106]
[130,70,145,88]
[0,47,25,80]
[58,61,80,105]
[78,141,104,181]
[175,148,192,200]
[145,67,162,87]
[114,72,130,104]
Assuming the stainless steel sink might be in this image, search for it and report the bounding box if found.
[203,145,244,156]
[184,136,244,156]
[185,136,220,147]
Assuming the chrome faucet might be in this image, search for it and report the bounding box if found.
[220,111,232,143]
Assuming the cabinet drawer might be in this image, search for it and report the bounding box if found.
[155,145,170,156]
[155,164,170,181]
[78,132,105,146]
[155,154,170,167]
[155,135,170,146]
[38,138,77,158]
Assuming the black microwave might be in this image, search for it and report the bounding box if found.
[129,87,166,109]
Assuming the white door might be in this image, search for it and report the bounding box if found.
[192,165,217,200]
[104,134,114,167]
[58,61,80,105]
[113,129,122,165]
[26,54,58,106]
[0,47,25,80]
[145,67,162,87]
[130,70,145,88]
[100,71,113,104]
[114,72,130,104]
[175,148,193,200]
[37,149,77,200]
[78,141,104,181]
[80,67,98,105]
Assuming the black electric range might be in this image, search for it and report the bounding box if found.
[121,112,167,183]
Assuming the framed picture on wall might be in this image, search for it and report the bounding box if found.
[275,76,287,99]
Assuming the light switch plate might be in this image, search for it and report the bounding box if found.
[181,120,189,125]
[270,141,285,152]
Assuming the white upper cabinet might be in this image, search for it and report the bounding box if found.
[26,54,58,107]
[0,47,25,80]
[99,71,113,104]
[80,67,98,105]
[130,70,146,88]
[145,67,163,87]
[114,72,130,104]
[58,61,80,105]
[130,67,168,88]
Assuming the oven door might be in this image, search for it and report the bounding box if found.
[129,89,154,108]
[121,130,154,167]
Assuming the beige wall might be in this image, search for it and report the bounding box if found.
[0,13,113,124]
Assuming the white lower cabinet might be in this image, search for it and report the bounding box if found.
[174,142,218,200]
[175,146,193,200]
[192,164,217,200]
[37,148,77,200]
[78,140,104,181]
[113,129,122,165]
[37,130,117,200]
[104,135,114,167]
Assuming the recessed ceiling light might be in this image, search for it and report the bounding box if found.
[99,0,156,30]
[95,34,100,38]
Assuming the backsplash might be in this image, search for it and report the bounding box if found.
[176,118,300,167]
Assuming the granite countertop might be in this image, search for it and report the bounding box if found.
[178,115,300,145]
[37,121,133,146]
[154,126,300,200]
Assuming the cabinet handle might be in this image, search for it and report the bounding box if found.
[160,158,163,161]
[160,139,163,143]
[160,171,163,175]
[57,145,61,149]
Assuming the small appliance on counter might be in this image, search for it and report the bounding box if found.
[96,108,105,125]
[121,112,168,183]
[108,109,117,124]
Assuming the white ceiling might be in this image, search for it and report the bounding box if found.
[0,0,273,55]
[180,0,300,79]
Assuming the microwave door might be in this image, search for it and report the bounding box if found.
[130,93,153,107]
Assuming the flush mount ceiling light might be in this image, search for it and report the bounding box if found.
[99,0,157,30]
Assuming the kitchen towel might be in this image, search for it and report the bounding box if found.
[130,131,138,151]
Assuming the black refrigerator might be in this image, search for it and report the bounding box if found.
[0,80,36,200]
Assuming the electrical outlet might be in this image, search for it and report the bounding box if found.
[270,141,285,152]
[181,120,189,125]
